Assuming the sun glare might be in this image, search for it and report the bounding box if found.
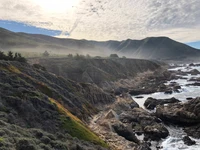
[33,0,80,13]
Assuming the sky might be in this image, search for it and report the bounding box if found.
[0,0,200,48]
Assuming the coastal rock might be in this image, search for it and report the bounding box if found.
[164,90,173,94]
[156,97,200,125]
[183,136,196,146]
[187,82,200,86]
[112,123,140,144]
[184,124,200,139]
[144,97,180,110]
[119,108,169,141]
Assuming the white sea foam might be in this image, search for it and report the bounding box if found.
[132,64,200,149]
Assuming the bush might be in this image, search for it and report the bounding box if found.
[0,51,27,63]
[109,54,119,58]
[16,138,37,150]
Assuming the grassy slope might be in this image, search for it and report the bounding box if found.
[0,61,108,148]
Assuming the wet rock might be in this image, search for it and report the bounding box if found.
[187,82,200,86]
[186,97,194,100]
[135,96,144,99]
[144,97,180,110]
[156,97,200,125]
[183,136,196,146]
[164,90,173,94]
[137,142,151,150]
[189,63,200,67]
[189,77,200,82]
[189,69,200,75]
[129,90,153,96]
[119,108,169,141]
[184,124,200,139]
[112,123,139,144]
[143,125,169,141]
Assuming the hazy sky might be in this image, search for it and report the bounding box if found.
[0,0,200,44]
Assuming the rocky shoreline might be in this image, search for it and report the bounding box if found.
[89,63,200,149]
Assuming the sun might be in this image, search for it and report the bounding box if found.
[33,0,80,13]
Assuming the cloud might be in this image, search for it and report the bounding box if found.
[0,0,200,42]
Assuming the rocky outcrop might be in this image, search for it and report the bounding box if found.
[156,97,200,125]
[112,123,139,144]
[184,124,200,138]
[144,97,180,110]
[119,108,169,141]
[182,136,196,146]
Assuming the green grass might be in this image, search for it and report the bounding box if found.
[61,116,108,148]
[49,98,109,148]
[0,137,4,142]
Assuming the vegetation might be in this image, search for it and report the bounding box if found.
[49,98,108,148]
[42,51,50,57]
[0,51,27,63]
[109,54,119,58]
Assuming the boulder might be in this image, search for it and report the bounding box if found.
[112,123,139,144]
[184,124,200,139]
[189,69,200,75]
[156,97,200,125]
[119,108,169,141]
[182,136,196,146]
[187,82,200,86]
[143,125,169,141]
[164,90,173,94]
[144,97,180,110]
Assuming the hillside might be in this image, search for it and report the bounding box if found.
[0,60,113,149]
[0,58,171,149]
[0,27,200,60]
[29,57,163,90]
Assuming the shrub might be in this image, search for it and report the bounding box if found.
[16,138,37,150]
[109,54,119,58]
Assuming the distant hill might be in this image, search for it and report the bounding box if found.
[0,27,200,60]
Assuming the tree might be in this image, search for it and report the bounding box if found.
[15,53,27,63]
[43,51,49,57]
[67,54,73,58]
[7,51,14,60]
[0,51,7,60]
[86,54,91,58]
[109,54,119,58]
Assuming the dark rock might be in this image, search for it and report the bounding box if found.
[114,87,128,95]
[156,97,200,125]
[189,69,200,75]
[184,124,200,139]
[119,108,169,141]
[164,90,173,94]
[112,123,139,144]
[183,136,196,146]
[143,125,169,141]
[137,142,151,150]
[187,82,200,86]
[135,96,144,99]
[144,97,180,110]
[129,90,154,96]
[186,97,194,100]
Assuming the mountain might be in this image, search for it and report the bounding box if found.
[0,27,200,60]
